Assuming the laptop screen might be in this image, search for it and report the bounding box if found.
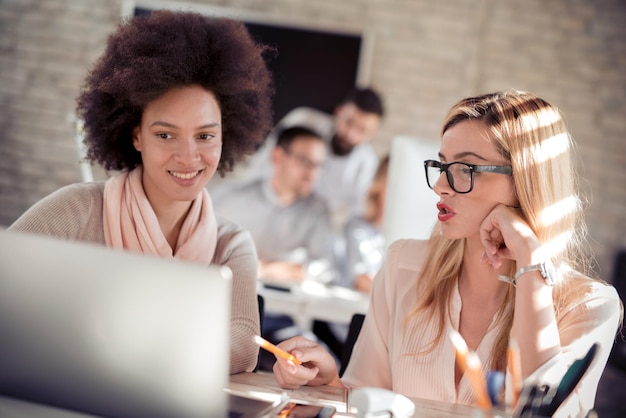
[0,230,232,418]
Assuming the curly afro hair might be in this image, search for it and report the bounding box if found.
[76,10,274,175]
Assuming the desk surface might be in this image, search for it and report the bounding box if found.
[229,371,348,411]
[0,371,510,418]
[230,371,511,418]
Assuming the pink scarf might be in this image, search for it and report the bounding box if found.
[103,167,217,265]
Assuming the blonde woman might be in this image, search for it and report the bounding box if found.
[271,91,622,416]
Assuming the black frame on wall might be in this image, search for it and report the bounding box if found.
[127,0,371,124]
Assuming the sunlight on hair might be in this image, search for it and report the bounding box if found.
[540,195,578,227]
[535,230,573,261]
[535,132,570,163]
[519,105,562,132]
[535,106,562,128]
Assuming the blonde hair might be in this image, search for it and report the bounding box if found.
[407,90,592,371]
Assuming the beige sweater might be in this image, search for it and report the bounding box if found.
[343,239,621,417]
[9,182,260,374]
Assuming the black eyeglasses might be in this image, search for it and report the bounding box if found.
[424,160,512,194]
[283,148,325,170]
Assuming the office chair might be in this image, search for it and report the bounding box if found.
[257,294,265,333]
[255,294,265,372]
[339,313,365,377]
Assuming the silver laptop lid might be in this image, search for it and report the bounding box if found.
[0,230,231,418]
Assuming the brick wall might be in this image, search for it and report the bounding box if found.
[1,0,625,281]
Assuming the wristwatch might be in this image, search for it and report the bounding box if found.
[498,260,557,287]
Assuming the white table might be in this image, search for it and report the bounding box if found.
[258,280,370,332]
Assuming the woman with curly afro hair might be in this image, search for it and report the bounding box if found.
[10,10,275,374]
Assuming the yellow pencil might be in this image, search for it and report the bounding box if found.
[450,330,491,409]
[466,352,493,409]
[449,329,469,374]
[508,338,522,407]
[278,402,297,418]
[254,335,302,365]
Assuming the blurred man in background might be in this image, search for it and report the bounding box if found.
[213,126,336,370]
[213,86,385,234]
[214,126,335,284]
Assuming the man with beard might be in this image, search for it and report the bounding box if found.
[211,87,384,233]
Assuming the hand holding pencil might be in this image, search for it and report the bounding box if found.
[261,334,345,390]
[254,335,302,365]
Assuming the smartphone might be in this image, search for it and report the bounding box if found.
[277,401,336,418]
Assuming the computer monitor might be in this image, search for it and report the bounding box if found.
[0,230,232,418]
[126,0,372,123]
[383,135,440,247]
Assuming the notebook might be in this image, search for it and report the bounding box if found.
[0,229,232,418]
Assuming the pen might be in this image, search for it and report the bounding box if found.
[487,370,505,406]
[254,335,302,365]
[536,343,599,416]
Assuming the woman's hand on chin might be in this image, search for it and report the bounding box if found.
[479,204,541,268]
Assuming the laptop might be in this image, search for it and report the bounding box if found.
[0,229,232,418]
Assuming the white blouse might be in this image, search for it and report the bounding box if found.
[342,239,621,417]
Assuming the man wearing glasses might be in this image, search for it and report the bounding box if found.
[213,126,336,284]
[213,126,337,369]
[213,87,385,234]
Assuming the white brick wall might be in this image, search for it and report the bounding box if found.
[1,0,624,281]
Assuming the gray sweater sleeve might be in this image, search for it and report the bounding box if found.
[213,217,261,374]
[9,182,106,244]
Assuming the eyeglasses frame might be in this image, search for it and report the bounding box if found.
[423,159,513,194]
[280,146,326,171]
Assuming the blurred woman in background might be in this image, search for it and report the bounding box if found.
[342,155,389,293]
